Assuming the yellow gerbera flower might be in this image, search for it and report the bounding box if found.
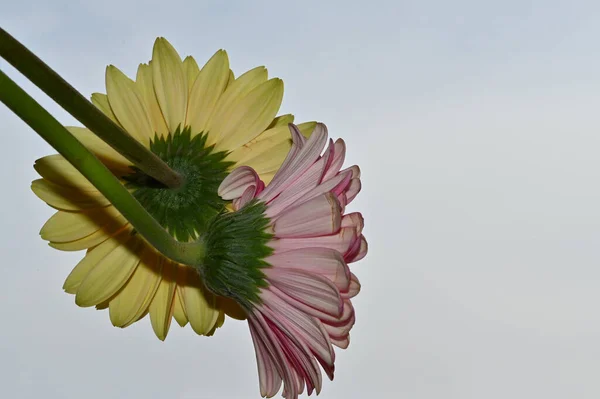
[32,37,315,340]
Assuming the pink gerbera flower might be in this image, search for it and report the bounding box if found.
[201,123,366,398]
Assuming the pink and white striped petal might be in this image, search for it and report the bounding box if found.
[321,300,355,339]
[260,291,332,384]
[341,273,361,299]
[272,193,341,238]
[322,139,346,182]
[266,247,350,291]
[341,212,364,235]
[346,178,361,203]
[218,166,262,200]
[265,154,329,218]
[270,227,358,257]
[259,123,328,203]
[283,170,352,217]
[250,321,283,397]
[263,268,343,318]
[250,312,298,399]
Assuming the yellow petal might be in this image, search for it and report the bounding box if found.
[34,155,96,190]
[183,56,200,92]
[91,93,119,124]
[75,236,142,307]
[67,126,130,169]
[49,219,129,252]
[106,65,153,142]
[152,38,187,133]
[227,69,235,87]
[31,179,109,211]
[206,311,226,336]
[227,123,292,164]
[149,260,177,340]
[267,114,294,129]
[136,63,168,139]
[205,66,268,146]
[181,270,220,335]
[41,206,122,243]
[185,50,230,134]
[172,287,188,327]
[213,79,283,151]
[233,121,317,176]
[63,233,124,294]
[109,248,162,327]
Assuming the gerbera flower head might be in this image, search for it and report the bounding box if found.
[32,37,316,340]
[203,123,366,398]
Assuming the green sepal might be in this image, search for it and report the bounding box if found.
[200,200,273,310]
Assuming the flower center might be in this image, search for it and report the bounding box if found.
[124,126,233,242]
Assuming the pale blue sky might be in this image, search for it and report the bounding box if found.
[2,1,600,398]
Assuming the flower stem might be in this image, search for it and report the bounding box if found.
[0,69,205,267]
[0,28,183,189]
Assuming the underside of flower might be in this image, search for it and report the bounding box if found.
[31,37,318,340]
[125,125,233,242]
[208,123,367,399]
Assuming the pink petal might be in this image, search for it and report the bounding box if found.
[270,227,358,259]
[270,325,313,396]
[343,234,361,263]
[260,123,328,203]
[321,300,356,339]
[263,268,343,317]
[273,124,306,181]
[345,178,361,203]
[350,236,368,262]
[260,291,331,388]
[272,193,341,238]
[266,247,350,291]
[319,138,335,182]
[337,192,347,214]
[340,164,360,179]
[329,335,350,349]
[341,212,364,235]
[249,320,283,397]
[250,312,298,399]
[233,185,259,210]
[270,171,351,221]
[341,273,361,299]
[218,166,262,200]
[266,155,328,219]
[322,139,346,182]
[269,285,339,324]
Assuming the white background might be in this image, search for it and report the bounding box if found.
[2,1,600,398]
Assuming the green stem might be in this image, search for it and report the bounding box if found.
[0,69,205,267]
[0,28,183,189]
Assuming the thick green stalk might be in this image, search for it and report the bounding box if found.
[0,28,183,188]
[0,69,205,266]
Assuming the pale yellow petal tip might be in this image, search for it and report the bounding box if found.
[152,324,169,341]
[152,37,182,61]
[105,64,119,77]
[90,92,107,102]
[74,293,94,308]
[62,282,77,295]
[183,55,196,63]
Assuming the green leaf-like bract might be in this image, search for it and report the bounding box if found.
[200,200,273,310]
[124,126,233,242]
